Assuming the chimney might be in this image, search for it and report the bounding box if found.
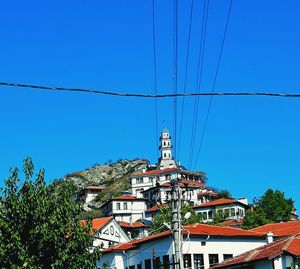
[266,231,274,244]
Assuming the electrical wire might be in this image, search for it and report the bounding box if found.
[172,0,179,160]
[152,0,159,160]
[177,0,194,160]
[188,0,209,169]
[193,0,233,170]
[1,81,300,98]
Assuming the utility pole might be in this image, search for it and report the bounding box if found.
[169,180,183,269]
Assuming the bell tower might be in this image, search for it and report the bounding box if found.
[158,128,177,170]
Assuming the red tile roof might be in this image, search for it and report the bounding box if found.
[133,168,178,177]
[84,185,106,190]
[212,234,300,269]
[221,219,243,227]
[118,221,149,228]
[111,195,147,201]
[145,204,167,213]
[184,223,263,237]
[80,216,113,234]
[198,191,218,197]
[193,198,240,209]
[102,223,265,253]
[251,221,300,237]
[178,179,205,187]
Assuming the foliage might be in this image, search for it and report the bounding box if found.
[79,209,102,220]
[150,203,202,234]
[242,189,294,230]
[0,157,101,269]
[216,189,232,199]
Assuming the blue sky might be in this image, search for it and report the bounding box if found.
[0,1,299,210]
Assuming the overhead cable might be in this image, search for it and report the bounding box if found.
[1,82,300,98]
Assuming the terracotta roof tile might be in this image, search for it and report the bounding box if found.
[193,198,235,208]
[251,221,300,237]
[145,204,167,213]
[80,216,113,234]
[133,168,178,177]
[111,195,147,201]
[118,221,149,228]
[212,234,300,269]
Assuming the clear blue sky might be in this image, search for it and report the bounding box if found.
[0,1,299,210]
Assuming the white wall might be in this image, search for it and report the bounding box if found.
[112,200,147,223]
[97,235,267,269]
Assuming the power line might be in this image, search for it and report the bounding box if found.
[188,0,209,169]
[152,0,159,160]
[193,0,233,170]
[177,0,194,160]
[172,0,179,161]
[1,81,300,98]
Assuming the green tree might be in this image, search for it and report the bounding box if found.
[242,189,294,230]
[216,189,232,199]
[0,157,101,269]
[150,203,202,234]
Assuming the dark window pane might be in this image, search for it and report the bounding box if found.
[137,263,142,269]
[194,254,204,269]
[183,254,191,268]
[223,254,233,260]
[145,259,152,269]
[129,266,135,269]
[153,257,160,269]
[209,254,219,266]
[163,255,170,269]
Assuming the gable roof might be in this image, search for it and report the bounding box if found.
[80,216,114,234]
[102,223,265,253]
[212,234,300,269]
[133,168,178,177]
[193,198,248,209]
[251,221,300,237]
[118,221,150,229]
[145,204,167,213]
[111,195,147,201]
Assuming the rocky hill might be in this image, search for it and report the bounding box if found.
[62,159,149,205]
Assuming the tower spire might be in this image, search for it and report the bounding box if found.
[158,128,177,170]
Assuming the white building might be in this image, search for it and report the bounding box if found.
[193,198,249,222]
[97,223,268,269]
[212,234,300,269]
[158,127,177,170]
[100,195,148,223]
[82,216,130,249]
[76,185,106,205]
[131,128,206,198]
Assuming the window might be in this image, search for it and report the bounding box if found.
[116,203,120,210]
[164,153,167,157]
[124,202,128,210]
[223,254,233,260]
[153,257,160,269]
[137,178,144,184]
[202,212,207,220]
[137,263,142,269]
[149,177,153,183]
[224,209,230,218]
[163,255,170,269]
[183,254,191,268]
[129,266,135,269]
[209,254,219,266]
[208,210,213,219]
[145,259,151,269]
[194,254,204,269]
[231,208,235,216]
[164,141,166,146]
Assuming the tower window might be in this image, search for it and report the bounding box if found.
[164,153,166,157]
[164,142,166,146]
[169,153,170,157]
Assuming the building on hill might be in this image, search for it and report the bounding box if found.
[131,128,207,198]
[250,220,300,237]
[97,223,269,269]
[100,195,147,223]
[211,234,300,269]
[118,221,150,239]
[193,198,249,223]
[82,216,130,249]
[75,185,106,208]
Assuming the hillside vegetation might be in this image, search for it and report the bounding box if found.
[62,159,149,205]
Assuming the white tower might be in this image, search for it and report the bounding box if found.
[158,128,177,170]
